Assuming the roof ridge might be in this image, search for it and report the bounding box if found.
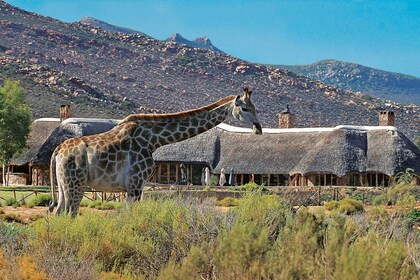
[216,123,399,134]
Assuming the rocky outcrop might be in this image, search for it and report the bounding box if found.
[165,33,224,53]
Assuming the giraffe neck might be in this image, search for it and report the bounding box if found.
[120,95,236,150]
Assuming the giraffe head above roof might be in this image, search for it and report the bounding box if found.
[231,87,262,135]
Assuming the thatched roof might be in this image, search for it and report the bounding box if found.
[153,130,219,166]
[11,118,61,165]
[13,118,420,177]
[12,118,119,165]
[169,124,420,177]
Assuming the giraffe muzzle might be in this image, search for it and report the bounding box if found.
[253,123,262,135]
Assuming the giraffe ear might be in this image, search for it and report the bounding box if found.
[235,95,241,105]
[243,88,251,101]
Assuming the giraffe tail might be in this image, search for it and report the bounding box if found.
[49,147,59,213]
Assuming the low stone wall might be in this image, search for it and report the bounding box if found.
[7,173,28,186]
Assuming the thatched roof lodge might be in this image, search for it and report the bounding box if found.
[10,117,119,185]
[8,113,420,187]
[154,124,420,187]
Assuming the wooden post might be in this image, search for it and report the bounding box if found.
[175,164,179,184]
[6,165,10,187]
[166,163,170,183]
[318,186,321,206]
[157,164,161,183]
[2,164,5,186]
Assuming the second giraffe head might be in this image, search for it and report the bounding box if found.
[232,87,262,135]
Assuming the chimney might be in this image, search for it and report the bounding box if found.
[379,111,394,126]
[278,104,295,128]
[60,105,71,121]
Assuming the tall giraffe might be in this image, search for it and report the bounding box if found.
[49,88,262,216]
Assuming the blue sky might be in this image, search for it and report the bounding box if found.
[7,0,420,77]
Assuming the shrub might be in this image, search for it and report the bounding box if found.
[31,197,224,278]
[324,198,363,215]
[242,182,264,192]
[214,222,270,279]
[324,200,340,211]
[79,199,90,207]
[29,194,52,207]
[4,198,18,207]
[217,197,239,207]
[400,209,420,232]
[338,198,363,215]
[0,213,23,223]
[86,200,123,210]
[97,202,118,210]
[88,200,102,208]
[372,194,388,206]
[234,194,293,241]
[0,250,48,280]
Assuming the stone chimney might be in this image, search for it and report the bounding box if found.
[60,105,71,121]
[379,111,394,126]
[278,104,295,128]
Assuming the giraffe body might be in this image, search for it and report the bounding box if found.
[50,89,262,216]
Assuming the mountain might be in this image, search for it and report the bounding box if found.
[79,17,224,54]
[0,1,418,142]
[80,16,148,37]
[278,60,420,105]
[165,33,224,53]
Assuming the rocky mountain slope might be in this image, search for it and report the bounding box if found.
[279,60,420,105]
[0,1,418,141]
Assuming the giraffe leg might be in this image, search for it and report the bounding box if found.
[67,186,84,217]
[54,181,65,215]
[126,179,144,203]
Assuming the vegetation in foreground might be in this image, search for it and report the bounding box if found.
[0,181,419,279]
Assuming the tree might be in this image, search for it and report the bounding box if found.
[0,80,31,186]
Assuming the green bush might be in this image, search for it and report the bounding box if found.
[86,200,123,210]
[324,200,340,211]
[88,200,102,208]
[79,199,90,207]
[4,198,18,207]
[29,194,52,207]
[217,197,239,207]
[0,213,23,223]
[372,194,388,206]
[324,198,363,214]
[338,198,363,215]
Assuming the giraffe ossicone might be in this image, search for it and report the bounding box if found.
[49,88,262,216]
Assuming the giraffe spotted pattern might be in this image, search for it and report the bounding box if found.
[50,88,262,216]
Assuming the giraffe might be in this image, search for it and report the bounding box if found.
[49,88,262,216]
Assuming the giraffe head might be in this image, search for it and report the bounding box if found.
[232,88,262,134]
